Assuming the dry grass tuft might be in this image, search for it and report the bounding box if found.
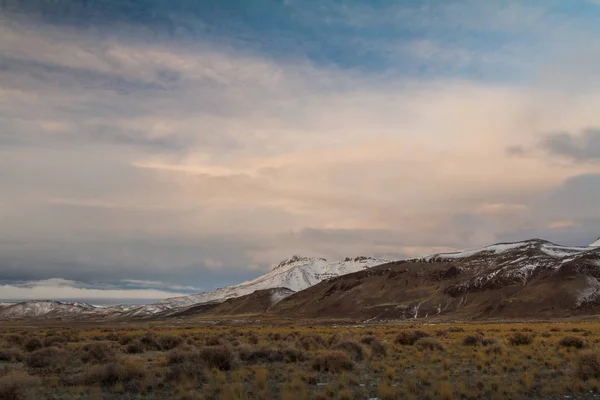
[331,340,364,361]
[485,343,507,355]
[575,350,600,381]
[167,347,207,382]
[0,371,41,400]
[508,332,536,346]
[559,336,587,349]
[23,338,42,352]
[395,330,429,345]
[369,338,388,358]
[80,359,147,389]
[25,347,69,370]
[80,343,116,364]
[416,337,445,352]
[199,345,237,371]
[462,335,482,346]
[312,350,355,373]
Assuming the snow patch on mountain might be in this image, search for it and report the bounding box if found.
[158,255,390,308]
[421,239,600,297]
[270,288,295,306]
[590,238,600,248]
[423,239,593,262]
[0,300,96,318]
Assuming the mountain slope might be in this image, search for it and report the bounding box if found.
[169,287,295,319]
[272,239,600,320]
[591,238,600,247]
[157,255,389,308]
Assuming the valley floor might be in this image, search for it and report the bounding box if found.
[3,320,600,399]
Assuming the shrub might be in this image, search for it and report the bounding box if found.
[370,339,388,358]
[485,343,507,355]
[481,337,499,346]
[299,334,326,350]
[447,327,465,333]
[167,348,207,382]
[575,351,600,380]
[167,347,195,365]
[246,332,260,345]
[80,343,117,364]
[331,340,364,361]
[199,345,236,371]
[23,338,42,352]
[25,347,69,370]
[205,336,223,346]
[507,332,535,346]
[0,371,41,400]
[125,340,144,354]
[416,338,445,352]
[119,335,137,346]
[105,332,120,341]
[360,336,376,345]
[238,346,284,363]
[43,335,67,347]
[139,333,160,350]
[282,346,306,363]
[4,334,24,347]
[156,334,183,351]
[237,345,306,364]
[327,333,343,347]
[313,350,355,373]
[0,348,23,362]
[395,330,429,346]
[462,335,482,346]
[80,359,146,388]
[559,336,587,349]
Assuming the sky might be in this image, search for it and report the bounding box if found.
[1,0,600,303]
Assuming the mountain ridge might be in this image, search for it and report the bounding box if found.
[4,239,600,322]
[0,254,390,320]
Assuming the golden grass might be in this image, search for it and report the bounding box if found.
[1,321,600,398]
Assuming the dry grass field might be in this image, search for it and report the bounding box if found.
[2,321,600,399]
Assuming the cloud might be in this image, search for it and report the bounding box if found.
[120,279,203,292]
[539,128,600,162]
[1,3,600,301]
[0,278,191,302]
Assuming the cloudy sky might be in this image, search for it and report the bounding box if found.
[1,0,600,303]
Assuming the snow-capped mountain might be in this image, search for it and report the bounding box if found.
[0,300,97,319]
[419,239,600,299]
[272,239,600,320]
[0,300,181,320]
[158,255,390,308]
[421,239,593,262]
[590,237,600,247]
[0,255,390,320]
